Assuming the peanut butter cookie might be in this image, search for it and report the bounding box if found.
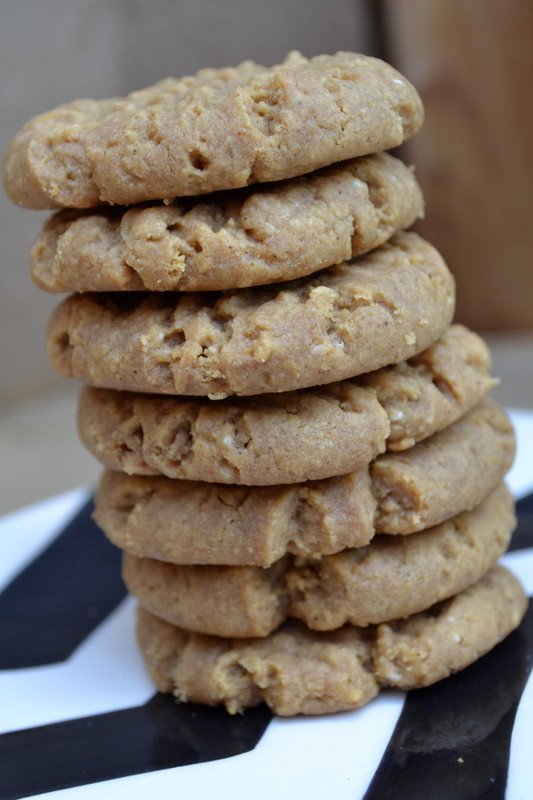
[93,399,515,566]
[136,565,526,715]
[78,325,494,485]
[47,232,455,398]
[4,52,423,209]
[31,153,423,292]
[123,484,515,638]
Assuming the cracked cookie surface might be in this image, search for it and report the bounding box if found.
[47,232,455,398]
[78,325,495,485]
[93,399,515,566]
[136,565,526,715]
[31,153,423,292]
[3,51,423,208]
[123,484,515,638]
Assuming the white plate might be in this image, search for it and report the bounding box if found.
[1,409,532,800]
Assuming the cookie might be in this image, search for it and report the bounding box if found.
[371,397,515,534]
[78,384,390,486]
[136,565,527,715]
[78,325,494,485]
[373,565,527,690]
[3,52,424,209]
[138,611,380,717]
[286,483,515,631]
[123,483,515,638]
[93,399,515,566]
[30,153,423,293]
[361,322,497,451]
[47,232,455,399]
[124,552,291,639]
[95,469,378,568]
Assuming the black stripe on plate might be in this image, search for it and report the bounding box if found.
[0,497,127,669]
[363,491,533,800]
[0,692,272,800]
[508,490,533,552]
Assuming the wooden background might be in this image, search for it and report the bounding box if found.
[382,0,533,332]
[1,0,531,402]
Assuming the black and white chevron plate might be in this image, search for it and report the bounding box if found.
[1,409,533,800]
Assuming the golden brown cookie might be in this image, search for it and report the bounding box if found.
[373,566,527,690]
[136,565,527,715]
[123,484,515,638]
[31,153,423,292]
[124,553,291,639]
[3,52,423,209]
[93,399,515,566]
[77,325,495,485]
[95,469,378,568]
[47,232,455,398]
[78,384,390,486]
[138,612,380,717]
[361,323,497,451]
[286,483,515,632]
[371,397,515,534]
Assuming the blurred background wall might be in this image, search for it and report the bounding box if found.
[381,0,533,332]
[1,0,531,512]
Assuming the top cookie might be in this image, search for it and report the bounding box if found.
[3,51,424,209]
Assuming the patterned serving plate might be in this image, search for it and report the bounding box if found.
[1,409,532,800]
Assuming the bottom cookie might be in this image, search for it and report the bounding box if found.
[137,565,526,716]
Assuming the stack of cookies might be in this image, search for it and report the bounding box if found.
[3,52,527,716]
